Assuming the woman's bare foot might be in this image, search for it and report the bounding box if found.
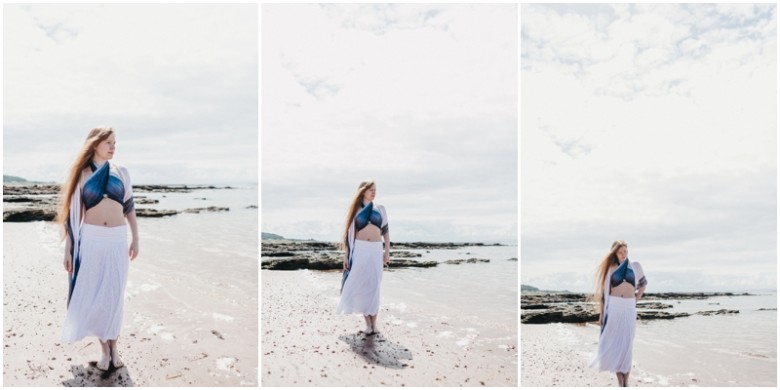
[96,352,110,371]
[110,346,124,368]
[96,340,110,371]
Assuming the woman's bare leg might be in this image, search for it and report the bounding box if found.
[97,339,110,370]
[370,314,379,333]
[624,371,630,387]
[363,315,372,334]
[109,338,124,368]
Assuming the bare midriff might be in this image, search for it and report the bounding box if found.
[609,281,635,298]
[355,225,382,242]
[84,198,126,227]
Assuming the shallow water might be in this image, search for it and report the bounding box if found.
[560,293,777,386]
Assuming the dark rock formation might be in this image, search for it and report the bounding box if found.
[637,311,690,320]
[521,292,747,324]
[3,183,234,221]
[261,240,497,271]
[3,184,60,195]
[443,258,490,265]
[636,302,673,310]
[182,206,229,213]
[261,256,437,270]
[390,242,503,249]
[522,292,753,306]
[695,309,739,316]
[3,207,57,222]
[521,303,599,324]
[134,209,179,218]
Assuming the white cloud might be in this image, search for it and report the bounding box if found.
[262,4,517,243]
[4,4,258,185]
[521,4,776,292]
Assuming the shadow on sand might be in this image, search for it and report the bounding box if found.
[62,361,136,387]
[339,332,413,368]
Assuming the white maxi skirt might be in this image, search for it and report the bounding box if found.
[61,224,129,342]
[589,296,637,373]
[337,240,383,316]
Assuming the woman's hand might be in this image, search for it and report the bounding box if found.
[63,251,73,272]
[343,255,349,271]
[383,252,390,266]
[129,240,139,261]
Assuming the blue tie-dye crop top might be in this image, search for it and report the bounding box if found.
[355,202,388,235]
[610,259,646,288]
[82,161,134,214]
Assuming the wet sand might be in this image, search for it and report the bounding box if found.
[521,323,745,387]
[261,269,517,386]
[522,324,647,387]
[3,221,257,386]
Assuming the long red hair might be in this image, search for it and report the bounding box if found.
[56,126,116,238]
[340,180,375,250]
[593,240,628,311]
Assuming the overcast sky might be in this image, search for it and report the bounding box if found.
[521,4,776,292]
[4,4,257,185]
[262,4,518,243]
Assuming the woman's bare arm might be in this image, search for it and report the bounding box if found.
[126,210,139,260]
[383,232,390,266]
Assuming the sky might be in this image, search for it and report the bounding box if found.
[3,4,258,185]
[262,4,518,243]
[521,4,777,292]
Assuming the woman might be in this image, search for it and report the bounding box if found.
[57,126,139,371]
[589,240,647,387]
[336,180,390,335]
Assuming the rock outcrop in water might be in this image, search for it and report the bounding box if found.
[3,183,233,222]
[521,292,749,324]
[261,240,499,270]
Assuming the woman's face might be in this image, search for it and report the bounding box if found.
[94,133,116,161]
[616,246,628,261]
[363,184,377,202]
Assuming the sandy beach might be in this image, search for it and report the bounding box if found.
[4,208,257,386]
[522,324,660,387]
[262,269,517,387]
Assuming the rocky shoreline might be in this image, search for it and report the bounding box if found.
[521,292,753,324]
[3,184,233,222]
[3,183,231,195]
[261,240,500,270]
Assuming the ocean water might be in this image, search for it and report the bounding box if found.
[130,186,258,290]
[561,293,777,386]
[296,245,519,351]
